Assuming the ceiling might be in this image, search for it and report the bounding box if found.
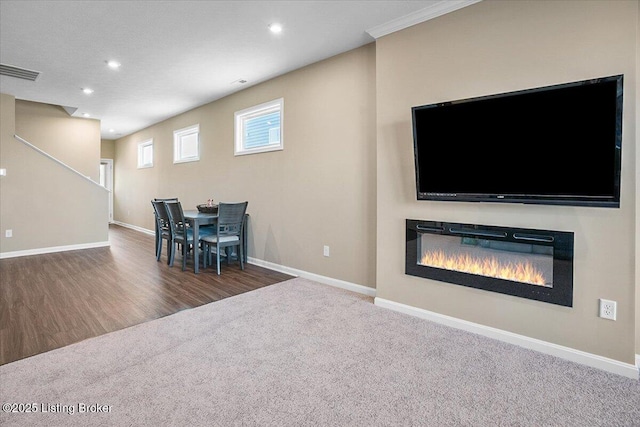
[0,1,476,139]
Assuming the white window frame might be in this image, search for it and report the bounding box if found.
[234,98,284,156]
[137,139,154,169]
[173,124,200,164]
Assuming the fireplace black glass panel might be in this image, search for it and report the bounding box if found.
[406,220,574,307]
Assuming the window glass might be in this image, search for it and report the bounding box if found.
[235,98,283,155]
[174,125,200,163]
[137,139,153,168]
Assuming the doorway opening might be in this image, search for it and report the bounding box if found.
[100,159,114,223]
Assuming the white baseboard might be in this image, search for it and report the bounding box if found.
[112,221,371,300]
[112,221,154,235]
[0,241,110,259]
[374,297,639,380]
[247,257,376,297]
[637,354,640,370]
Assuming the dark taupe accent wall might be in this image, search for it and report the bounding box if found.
[375,0,637,364]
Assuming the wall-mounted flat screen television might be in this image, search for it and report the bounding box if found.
[411,75,623,207]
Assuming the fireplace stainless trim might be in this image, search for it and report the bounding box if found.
[449,228,507,239]
[513,233,555,243]
[416,225,444,232]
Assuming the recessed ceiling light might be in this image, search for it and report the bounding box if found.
[82,88,94,94]
[82,113,91,118]
[268,23,282,34]
[106,60,121,69]
[109,129,115,133]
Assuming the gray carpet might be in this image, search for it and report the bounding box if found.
[1,278,639,426]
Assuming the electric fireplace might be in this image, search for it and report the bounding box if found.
[406,220,574,307]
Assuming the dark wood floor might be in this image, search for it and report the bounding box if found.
[0,224,293,365]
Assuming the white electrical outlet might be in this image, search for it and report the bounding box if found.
[599,299,617,320]
[5,229,12,238]
[323,245,330,257]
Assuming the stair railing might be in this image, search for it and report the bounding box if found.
[13,134,110,192]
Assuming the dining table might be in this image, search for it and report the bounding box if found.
[183,210,248,274]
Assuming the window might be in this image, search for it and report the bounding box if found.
[234,98,283,156]
[173,124,200,163]
[137,139,153,168]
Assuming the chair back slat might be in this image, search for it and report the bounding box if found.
[217,202,248,237]
[151,200,171,229]
[164,200,188,237]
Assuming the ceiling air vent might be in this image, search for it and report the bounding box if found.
[0,63,41,81]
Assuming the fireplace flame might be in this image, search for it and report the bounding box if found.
[420,250,548,286]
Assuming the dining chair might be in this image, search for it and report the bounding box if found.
[151,200,174,263]
[200,201,248,275]
[165,200,214,270]
[152,198,178,256]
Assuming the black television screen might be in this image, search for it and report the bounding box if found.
[412,75,623,207]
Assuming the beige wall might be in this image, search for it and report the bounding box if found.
[0,94,109,254]
[101,139,115,159]
[15,100,101,181]
[376,0,638,364]
[636,2,640,358]
[114,45,377,287]
[0,94,17,252]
